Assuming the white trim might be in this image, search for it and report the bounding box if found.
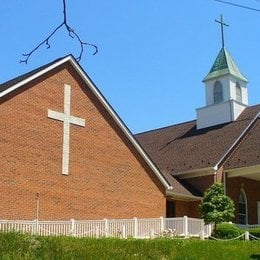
[0,57,72,98]
[225,165,260,179]
[166,190,202,201]
[173,167,215,179]
[1,55,172,190]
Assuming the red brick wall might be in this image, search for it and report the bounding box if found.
[0,63,166,220]
[226,177,260,224]
[175,201,200,218]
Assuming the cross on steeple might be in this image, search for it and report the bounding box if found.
[215,14,229,48]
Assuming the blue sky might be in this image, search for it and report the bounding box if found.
[1,1,260,133]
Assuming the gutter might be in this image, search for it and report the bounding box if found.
[166,190,202,201]
[173,167,214,179]
[0,57,72,98]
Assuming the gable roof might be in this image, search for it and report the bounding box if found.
[203,47,248,82]
[135,105,260,179]
[224,115,260,170]
[0,55,173,192]
[0,58,64,93]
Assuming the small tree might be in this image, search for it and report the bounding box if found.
[199,183,235,225]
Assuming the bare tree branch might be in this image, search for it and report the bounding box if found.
[20,0,98,64]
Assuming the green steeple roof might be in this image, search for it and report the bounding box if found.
[203,47,248,82]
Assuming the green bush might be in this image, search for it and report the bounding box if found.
[211,223,242,239]
[199,183,235,225]
[248,228,260,239]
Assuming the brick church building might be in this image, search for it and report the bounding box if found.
[1,45,259,224]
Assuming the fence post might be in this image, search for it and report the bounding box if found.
[133,217,138,238]
[33,219,39,235]
[245,231,250,241]
[95,225,99,238]
[183,216,188,238]
[104,218,109,237]
[70,219,75,237]
[160,216,164,233]
[200,220,205,240]
[121,225,126,239]
[150,229,155,239]
[208,223,213,237]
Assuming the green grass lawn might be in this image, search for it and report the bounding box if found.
[0,232,260,259]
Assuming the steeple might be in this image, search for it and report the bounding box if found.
[196,15,249,129]
[204,15,247,83]
[203,47,248,83]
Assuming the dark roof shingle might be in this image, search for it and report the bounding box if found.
[225,117,260,169]
[136,105,260,176]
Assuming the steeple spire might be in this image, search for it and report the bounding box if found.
[215,14,229,48]
[203,48,248,82]
[197,15,249,129]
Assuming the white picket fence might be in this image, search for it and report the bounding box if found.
[0,216,212,239]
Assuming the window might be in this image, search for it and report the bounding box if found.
[238,189,248,225]
[236,82,242,102]
[214,81,223,104]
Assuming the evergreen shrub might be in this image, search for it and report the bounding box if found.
[248,228,260,239]
[211,223,242,239]
[199,183,235,225]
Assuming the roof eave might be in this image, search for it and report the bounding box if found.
[203,69,248,83]
[173,167,216,179]
[0,55,73,97]
[166,190,202,201]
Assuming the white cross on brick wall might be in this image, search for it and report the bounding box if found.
[48,84,85,175]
